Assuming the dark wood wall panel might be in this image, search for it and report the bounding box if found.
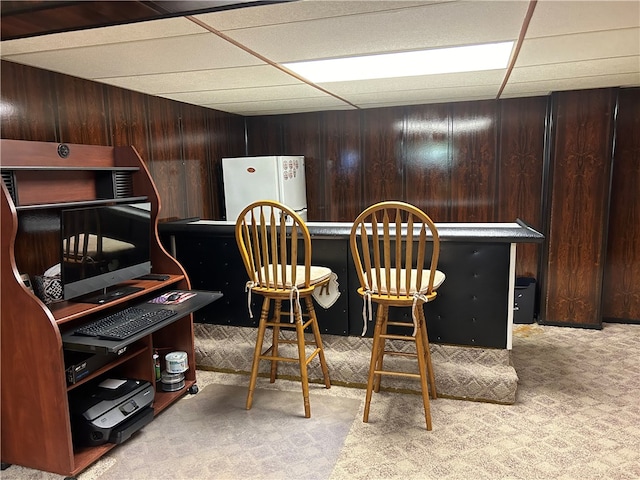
[125,91,152,162]
[0,60,245,222]
[543,89,616,326]
[498,97,548,277]
[54,73,110,145]
[245,98,548,278]
[206,109,246,220]
[603,88,640,322]
[322,110,362,222]
[450,101,498,222]
[404,103,451,223]
[0,62,58,142]
[180,103,212,220]
[106,87,149,155]
[361,108,405,206]
[144,96,186,221]
[281,113,323,219]
[245,115,282,155]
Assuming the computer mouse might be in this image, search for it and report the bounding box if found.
[167,293,181,301]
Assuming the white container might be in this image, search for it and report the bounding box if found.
[165,351,188,373]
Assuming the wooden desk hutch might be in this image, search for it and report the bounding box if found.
[1,139,198,477]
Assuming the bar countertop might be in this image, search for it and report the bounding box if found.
[159,218,544,243]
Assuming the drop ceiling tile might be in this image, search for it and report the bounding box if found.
[509,56,640,84]
[517,28,640,67]
[359,94,497,109]
[320,70,506,96]
[501,72,640,96]
[204,95,353,115]
[161,83,326,104]
[99,65,299,94]
[346,84,502,107]
[527,1,640,38]
[220,1,528,63]
[2,32,263,78]
[230,104,356,116]
[0,17,204,55]
[194,0,432,30]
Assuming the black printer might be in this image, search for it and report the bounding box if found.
[69,378,155,447]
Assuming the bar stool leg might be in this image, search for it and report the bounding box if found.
[247,298,270,410]
[373,304,387,393]
[270,300,283,383]
[295,302,311,418]
[419,308,437,399]
[363,307,385,423]
[306,296,331,389]
[414,307,432,431]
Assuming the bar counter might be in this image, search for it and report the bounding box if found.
[159,219,544,349]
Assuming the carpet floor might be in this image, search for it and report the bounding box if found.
[3,322,640,480]
[194,322,519,404]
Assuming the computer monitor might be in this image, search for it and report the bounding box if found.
[61,202,151,302]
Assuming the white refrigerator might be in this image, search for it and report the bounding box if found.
[222,156,307,222]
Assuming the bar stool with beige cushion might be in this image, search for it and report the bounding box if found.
[349,201,445,430]
[235,200,332,418]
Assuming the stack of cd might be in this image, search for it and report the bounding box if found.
[161,351,188,392]
[161,371,185,392]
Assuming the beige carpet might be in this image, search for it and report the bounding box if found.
[3,322,640,480]
[194,323,519,404]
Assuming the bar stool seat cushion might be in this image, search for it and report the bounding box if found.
[255,265,332,289]
[366,268,446,296]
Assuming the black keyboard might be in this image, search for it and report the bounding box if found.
[74,306,177,341]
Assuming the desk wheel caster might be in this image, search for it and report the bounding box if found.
[188,384,199,394]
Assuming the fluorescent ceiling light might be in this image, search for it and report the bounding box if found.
[283,42,514,83]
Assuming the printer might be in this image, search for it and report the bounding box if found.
[69,378,155,447]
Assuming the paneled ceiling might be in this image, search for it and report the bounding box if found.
[1,0,639,116]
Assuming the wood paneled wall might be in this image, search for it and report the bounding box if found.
[0,60,246,221]
[499,97,549,282]
[603,88,640,322]
[542,89,616,326]
[245,90,639,326]
[1,59,638,325]
[246,97,547,278]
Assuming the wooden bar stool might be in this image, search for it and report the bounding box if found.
[349,201,445,430]
[235,200,332,418]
